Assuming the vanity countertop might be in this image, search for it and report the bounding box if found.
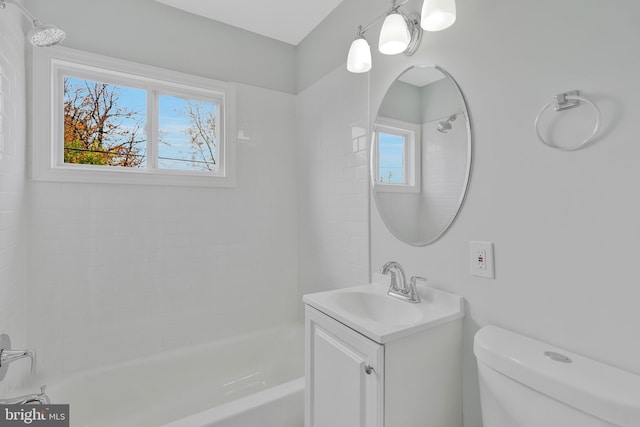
[303,280,464,344]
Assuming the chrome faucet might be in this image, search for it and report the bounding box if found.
[0,385,50,405]
[0,334,37,384]
[380,261,422,303]
[0,347,36,376]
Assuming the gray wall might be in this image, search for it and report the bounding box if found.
[298,0,640,426]
[16,0,640,425]
[420,78,461,123]
[295,0,379,93]
[25,0,297,94]
[378,80,422,124]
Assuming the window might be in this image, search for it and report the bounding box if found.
[63,77,148,168]
[373,117,421,192]
[33,47,236,187]
[378,130,407,184]
[157,94,220,172]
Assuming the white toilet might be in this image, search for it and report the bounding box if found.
[474,325,640,427]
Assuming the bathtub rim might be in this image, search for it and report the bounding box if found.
[161,376,304,427]
[23,321,304,393]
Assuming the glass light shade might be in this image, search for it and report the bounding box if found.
[378,13,410,55]
[421,0,456,31]
[347,37,372,73]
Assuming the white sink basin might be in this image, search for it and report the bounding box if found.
[303,281,464,344]
[332,291,422,325]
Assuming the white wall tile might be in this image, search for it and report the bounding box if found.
[0,2,27,394]
[26,83,299,377]
[297,67,370,301]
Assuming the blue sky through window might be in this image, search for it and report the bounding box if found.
[64,77,147,166]
[378,132,405,184]
[158,95,218,171]
[65,77,219,171]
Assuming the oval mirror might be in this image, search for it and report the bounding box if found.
[371,65,471,246]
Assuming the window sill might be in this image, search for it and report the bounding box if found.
[372,183,421,193]
[32,164,236,188]
[31,46,237,189]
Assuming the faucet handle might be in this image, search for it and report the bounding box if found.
[408,276,426,303]
[410,276,427,286]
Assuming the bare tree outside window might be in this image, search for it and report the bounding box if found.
[158,95,218,172]
[64,77,221,173]
[63,77,146,167]
[185,100,217,171]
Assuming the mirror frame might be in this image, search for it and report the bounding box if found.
[370,65,473,246]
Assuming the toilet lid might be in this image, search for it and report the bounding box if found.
[474,325,640,427]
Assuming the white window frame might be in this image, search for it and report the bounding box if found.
[32,46,236,187]
[373,117,421,193]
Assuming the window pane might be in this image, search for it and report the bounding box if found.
[158,95,219,172]
[63,77,147,167]
[378,132,405,184]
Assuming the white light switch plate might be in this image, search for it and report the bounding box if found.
[470,241,495,279]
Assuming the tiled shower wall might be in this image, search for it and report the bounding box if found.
[27,84,299,377]
[297,65,369,300]
[0,4,28,392]
[25,56,370,378]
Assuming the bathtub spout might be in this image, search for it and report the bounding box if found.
[0,385,50,405]
[0,348,36,376]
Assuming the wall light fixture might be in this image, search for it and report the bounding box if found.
[421,0,456,31]
[347,0,456,73]
[0,0,65,47]
[347,26,372,73]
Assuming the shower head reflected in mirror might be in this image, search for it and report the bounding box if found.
[437,114,457,133]
[1,0,65,47]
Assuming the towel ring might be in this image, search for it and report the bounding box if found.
[535,92,601,152]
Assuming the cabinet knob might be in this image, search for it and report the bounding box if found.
[364,364,375,375]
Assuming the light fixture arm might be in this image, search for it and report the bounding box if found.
[354,0,422,58]
[357,0,411,35]
[398,11,422,56]
[347,0,455,73]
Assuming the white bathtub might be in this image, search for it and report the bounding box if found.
[43,323,304,427]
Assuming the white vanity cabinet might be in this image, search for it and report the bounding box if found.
[305,306,384,427]
[304,283,464,427]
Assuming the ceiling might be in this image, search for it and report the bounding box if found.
[399,67,445,87]
[155,0,345,46]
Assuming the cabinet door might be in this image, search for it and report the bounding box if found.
[305,306,384,427]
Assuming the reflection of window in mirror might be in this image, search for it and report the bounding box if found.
[379,131,405,184]
[373,117,421,193]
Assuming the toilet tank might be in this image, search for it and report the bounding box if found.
[474,326,640,427]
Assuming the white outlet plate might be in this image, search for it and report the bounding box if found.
[470,241,494,279]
